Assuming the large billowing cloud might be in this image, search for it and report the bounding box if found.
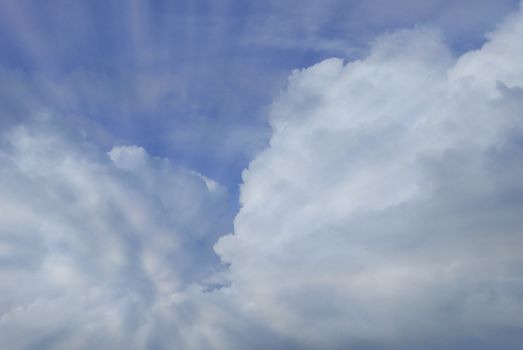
[215,4,523,349]
[1,3,523,350]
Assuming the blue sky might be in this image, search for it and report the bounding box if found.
[0,0,519,189]
[1,1,523,349]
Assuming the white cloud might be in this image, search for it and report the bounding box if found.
[215,4,523,349]
[0,115,234,349]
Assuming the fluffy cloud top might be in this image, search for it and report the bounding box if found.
[1,3,523,350]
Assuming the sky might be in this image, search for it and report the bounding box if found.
[1,0,523,349]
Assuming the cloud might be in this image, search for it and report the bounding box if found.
[0,114,235,349]
[215,4,523,349]
[1,3,523,350]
